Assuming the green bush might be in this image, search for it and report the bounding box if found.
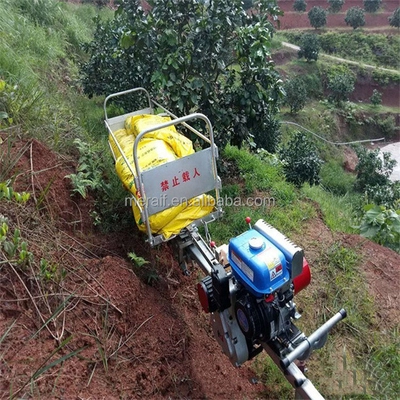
[345,7,365,30]
[327,0,345,13]
[294,0,307,12]
[308,6,327,29]
[370,89,382,106]
[298,33,320,62]
[389,7,400,28]
[372,70,400,86]
[327,73,355,104]
[283,77,308,114]
[358,205,400,252]
[279,131,323,188]
[363,0,382,13]
[292,31,400,69]
[353,146,397,195]
[375,115,397,138]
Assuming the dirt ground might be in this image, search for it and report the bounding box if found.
[1,133,399,399]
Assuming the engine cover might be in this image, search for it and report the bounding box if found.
[228,229,290,297]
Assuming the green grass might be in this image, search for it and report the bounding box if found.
[302,184,357,233]
[210,145,317,243]
[296,241,399,399]
[0,0,113,148]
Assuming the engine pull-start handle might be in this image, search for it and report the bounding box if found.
[280,309,347,370]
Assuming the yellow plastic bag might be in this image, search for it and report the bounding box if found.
[125,114,194,158]
[110,114,215,239]
[160,194,216,238]
[109,129,134,160]
[115,138,177,193]
[132,199,187,235]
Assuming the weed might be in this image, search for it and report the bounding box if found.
[0,182,30,204]
[127,251,159,285]
[127,251,149,268]
[357,204,400,252]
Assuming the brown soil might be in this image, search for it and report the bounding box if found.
[1,132,399,399]
[0,134,264,399]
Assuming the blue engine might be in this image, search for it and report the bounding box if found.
[228,229,290,297]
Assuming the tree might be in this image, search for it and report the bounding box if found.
[354,147,396,192]
[327,73,355,104]
[283,77,307,114]
[353,146,399,208]
[308,6,327,29]
[363,0,382,13]
[298,33,320,62]
[389,7,400,28]
[279,131,322,187]
[293,0,307,12]
[327,0,345,13]
[345,6,365,29]
[81,0,284,152]
[370,89,382,106]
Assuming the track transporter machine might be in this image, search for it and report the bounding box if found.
[105,88,346,399]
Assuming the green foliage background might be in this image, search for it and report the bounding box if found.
[80,0,284,151]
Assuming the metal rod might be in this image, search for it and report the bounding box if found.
[280,309,347,369]
[104,87,152,120]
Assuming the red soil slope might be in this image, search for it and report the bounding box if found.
[277,0,399,29]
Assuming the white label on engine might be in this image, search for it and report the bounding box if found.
[231,251,254,282]
[258,247,283,281]
[270,263,283,281]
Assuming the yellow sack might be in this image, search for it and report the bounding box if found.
[111,114,215,239]
[125,114,194,158]
[132,199,187,235]
[115,138,177,193]
[108,129,134,160]
[160,194,216,238]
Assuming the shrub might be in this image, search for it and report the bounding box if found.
[283,77,308,114]
[353,146,396,193]
[298,33,320,62]
[279,131,323,188]
[328,0,345,13]
[375,115,397,138]
[389,8,400,28]
[327,73,355,104]
[370,89,382,106]
[358,205,400,252]
[294,0,307,12]
[345,7,365,29]
[308,6,327,29]
[252,116,281,153]
[363,0,382,13]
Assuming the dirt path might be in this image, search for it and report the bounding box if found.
[281,41,400,74]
